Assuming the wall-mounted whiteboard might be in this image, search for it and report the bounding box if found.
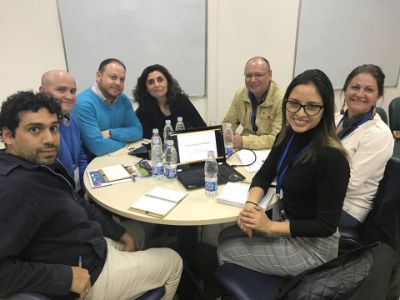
[294,0,400,89]
[57,0,206,96]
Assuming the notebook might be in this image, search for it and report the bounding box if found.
[130,187,187,218]
[87,162,151,188]
[217,182,275,209]
[168,125,245,190]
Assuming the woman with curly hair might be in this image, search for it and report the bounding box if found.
[133,64,206,139]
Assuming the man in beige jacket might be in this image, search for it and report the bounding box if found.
[223,56,283,149]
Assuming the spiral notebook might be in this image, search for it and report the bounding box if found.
[130,187,187,218]
[217,182,275,209]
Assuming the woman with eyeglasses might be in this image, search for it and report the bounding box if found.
[133,64,206,139]
[217,69,350,277]
[336,65,393,228]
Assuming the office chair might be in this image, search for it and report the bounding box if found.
[215,158,400,300]
[215,263,287,300]
[0,286,165,300]
[339,157,400,252]
[376,106,388,124]
[389,97,400,160]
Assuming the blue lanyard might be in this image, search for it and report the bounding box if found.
[275,134,308,197]
[337,110,373,140]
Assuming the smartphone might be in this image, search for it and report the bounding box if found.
[128,143,151,159]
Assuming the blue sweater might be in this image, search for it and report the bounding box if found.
[58,116,88,186]
[73,88,143,156]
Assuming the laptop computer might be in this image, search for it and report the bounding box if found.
[169,125,245,190]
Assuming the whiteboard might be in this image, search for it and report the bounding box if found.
[294,0,400,89]
[57,0,206,96]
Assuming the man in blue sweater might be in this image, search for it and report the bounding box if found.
[72,58,143,157]
[0,91,182,299]
[39,70,87,189]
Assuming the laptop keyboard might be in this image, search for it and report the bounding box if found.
[177,163,245,189]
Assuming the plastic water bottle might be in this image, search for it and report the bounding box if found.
[163,119,174,151]
[175,116,185,131]
[204,150,218,197]
[151,129,163,178]
[164,139,178,181]
[224,123,234,157]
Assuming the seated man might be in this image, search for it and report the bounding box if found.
[72,58,143,158]
[0,91,182,299]
[223,56,283,149]
[39,69,87,189]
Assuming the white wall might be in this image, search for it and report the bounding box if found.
[1,0,399,125]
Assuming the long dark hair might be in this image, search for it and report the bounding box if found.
[276,69,346,163]
[133,64,186,114]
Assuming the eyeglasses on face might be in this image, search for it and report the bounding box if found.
[244,72,268,80]
[285,99,324,116]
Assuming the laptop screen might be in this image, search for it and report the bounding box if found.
[169,125,226,165]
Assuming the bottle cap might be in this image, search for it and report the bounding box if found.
[207,150,215,157]
[152,128,159,134]
[167,139,174,146]
[177,116,183,122]
[166,120,171,124]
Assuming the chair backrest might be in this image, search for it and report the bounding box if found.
[393,140,400,161]
[362,158,400,251]
[339,157,400,251]
[214,263,286,300]
[389,97,400,132]
[376,107,388,125]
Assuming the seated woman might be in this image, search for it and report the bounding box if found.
[217,69,350,277]
[336,64,394,228]
[133,64,206,138]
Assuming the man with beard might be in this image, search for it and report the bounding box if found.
[0,91,182,299]
[73,58,143,158]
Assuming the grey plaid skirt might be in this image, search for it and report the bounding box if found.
[217,225,340,277]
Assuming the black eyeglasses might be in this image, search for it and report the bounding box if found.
[285,100,324,116]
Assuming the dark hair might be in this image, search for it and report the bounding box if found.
[342,64,385,97]
[98,58,126,72]
[133,64,186,113]
[0,91,61,138]
[276,69,346,162]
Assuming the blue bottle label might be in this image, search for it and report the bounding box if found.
[205,180,217,192]
[153,162,164,176]
[165,164,177,179]
[225,146,233,156]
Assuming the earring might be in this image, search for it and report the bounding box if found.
[340,101,346,115]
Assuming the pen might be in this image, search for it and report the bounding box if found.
[78,256,82,268]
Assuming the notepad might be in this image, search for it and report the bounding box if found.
[87,164,134,188]
[100,164,131,181]
[130,187,188,218]
[217,182,275,210]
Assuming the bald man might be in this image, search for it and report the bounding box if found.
[223,56,283,149]
[39,70,88,189]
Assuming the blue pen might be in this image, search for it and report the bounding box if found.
[78,256,82,268]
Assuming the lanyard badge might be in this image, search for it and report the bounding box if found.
[275,134,308,200]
